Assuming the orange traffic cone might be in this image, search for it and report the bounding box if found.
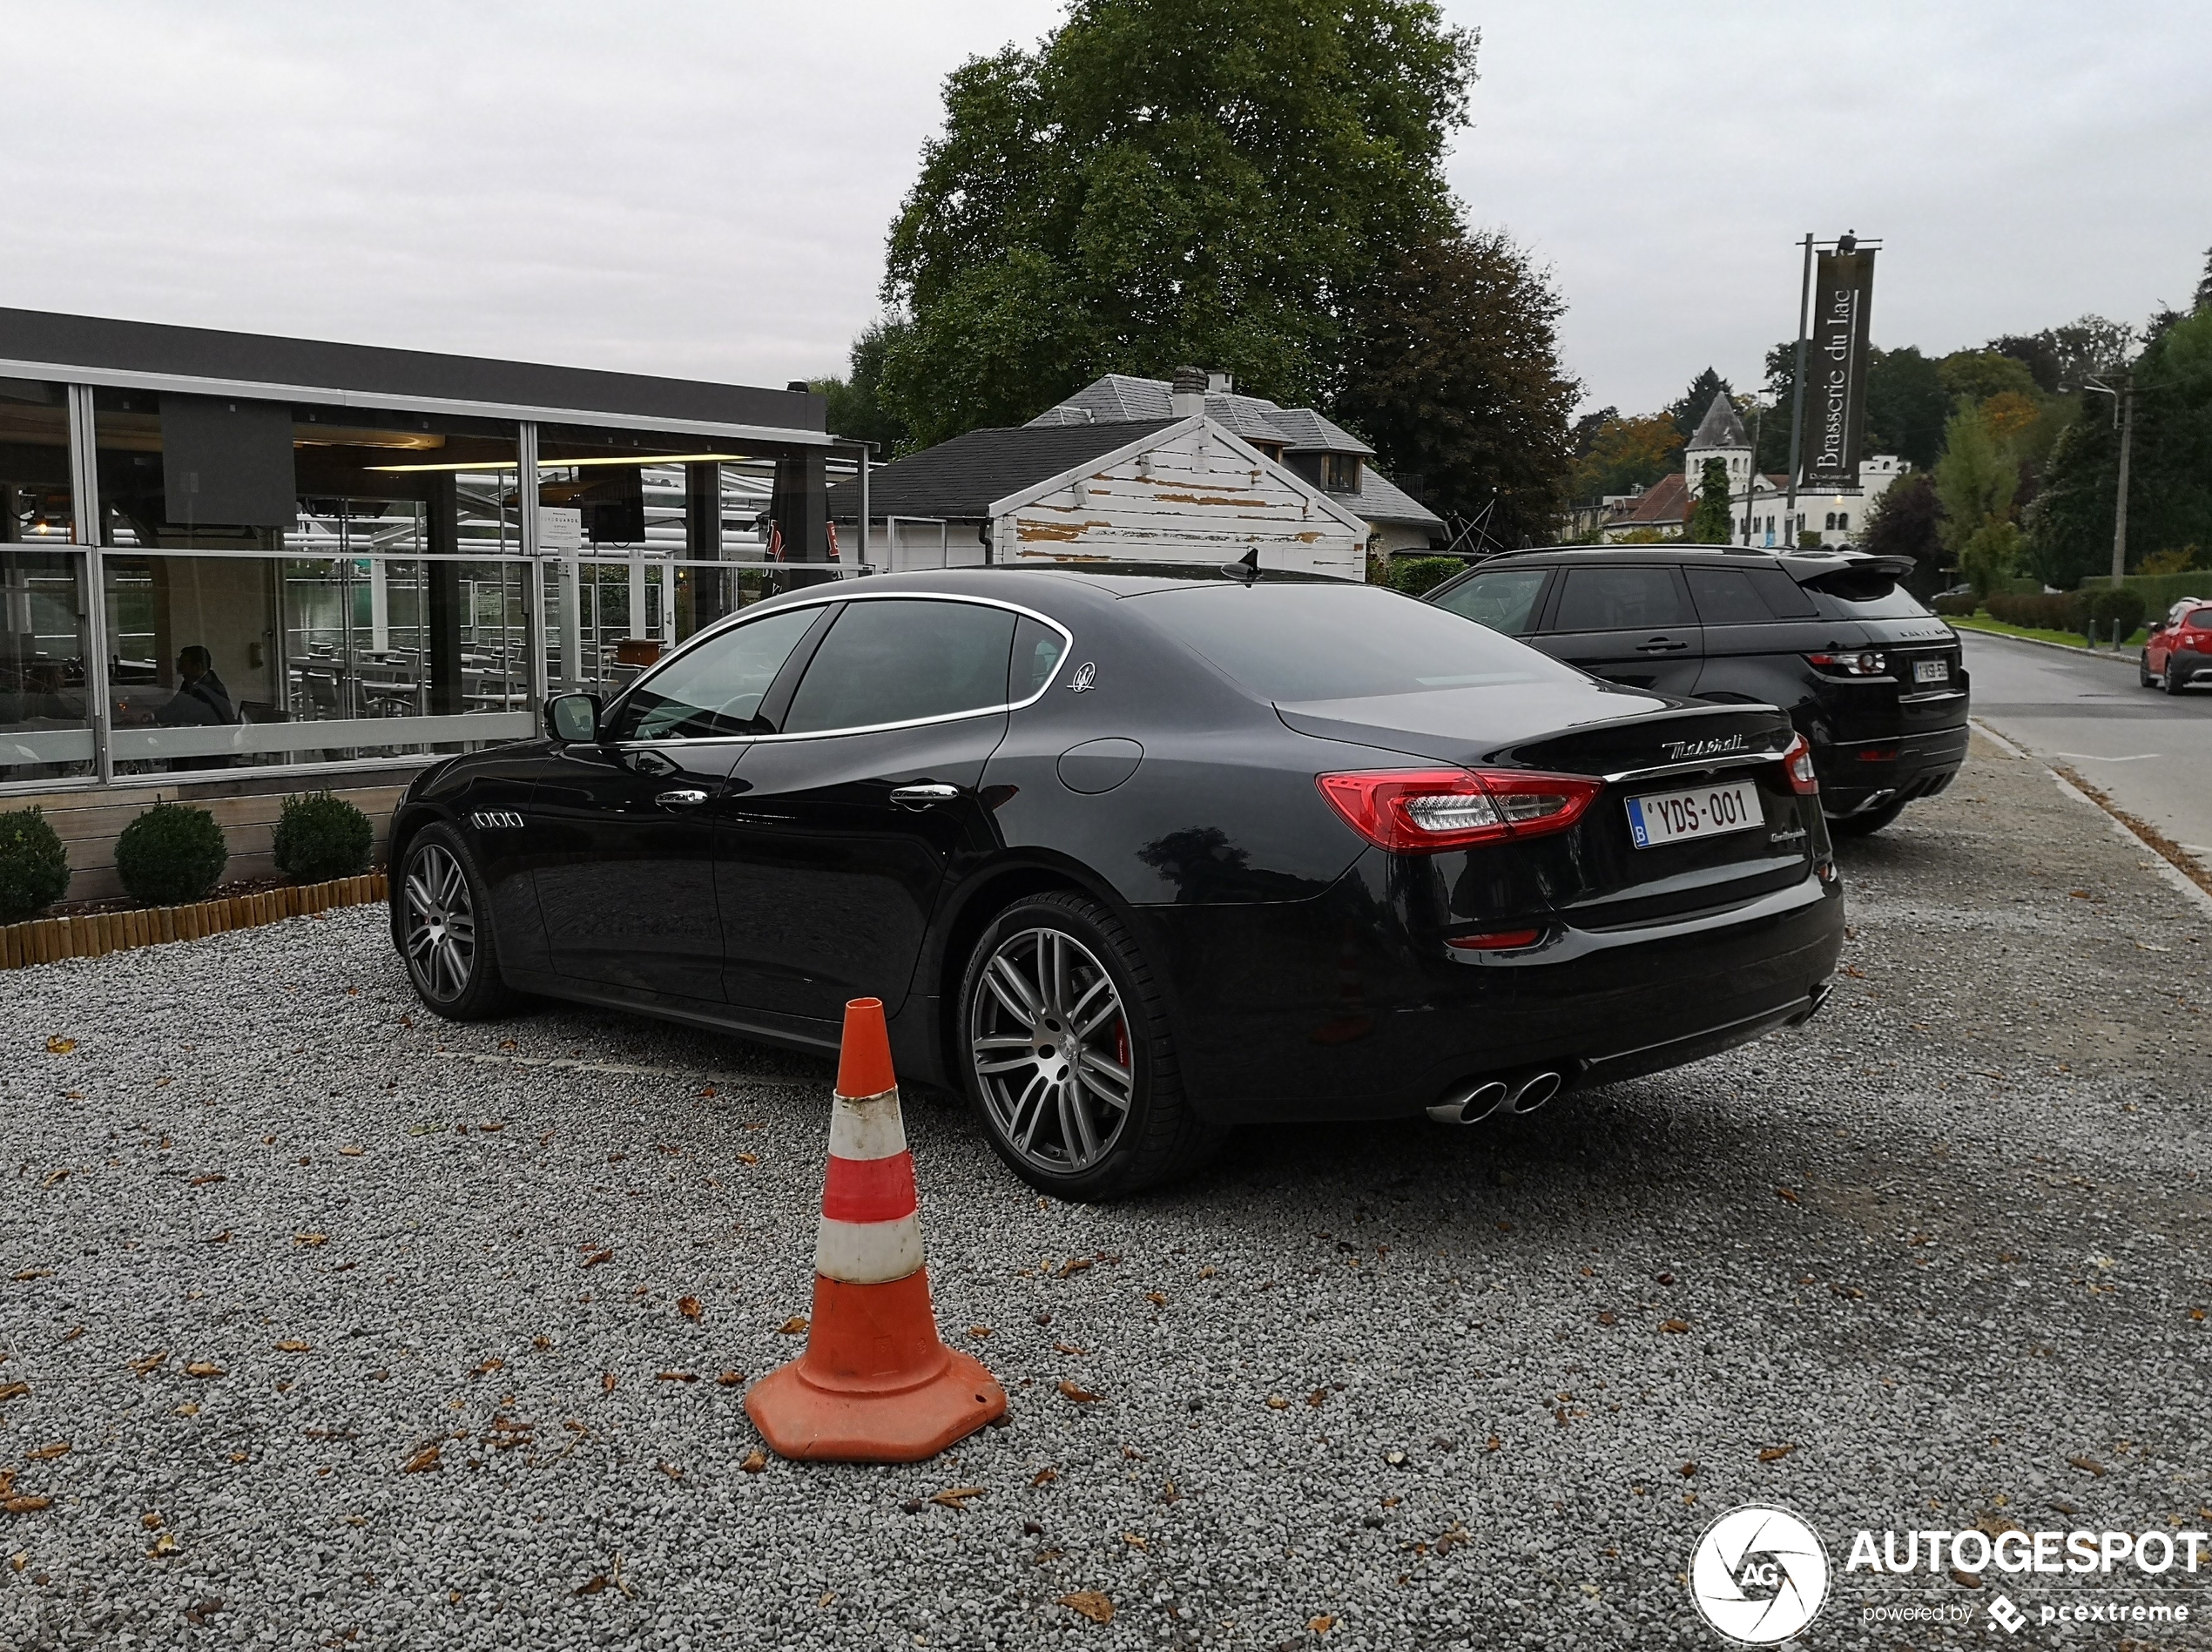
[745,997,1007,1461]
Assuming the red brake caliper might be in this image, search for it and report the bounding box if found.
[1115,1020,1130,1069]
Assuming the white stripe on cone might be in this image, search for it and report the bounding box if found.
[828,1088,907,1161]
[816,1211,927,1286]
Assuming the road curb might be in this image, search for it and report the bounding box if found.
[1952,624,2141,668]
[2048,769,2212,920]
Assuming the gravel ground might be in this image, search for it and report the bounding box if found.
[3,733,2209,1652]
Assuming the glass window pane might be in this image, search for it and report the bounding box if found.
[608,605,819,742]
[0,379,90,784]
[1013,615,1068,698]
[1552,566,1690,631]
[782,599,1017,734]
[1432,568,1548,635]
[1684,568,1770,625]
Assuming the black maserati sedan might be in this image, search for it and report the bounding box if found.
[1425,546,1968,834]
[388,568,1844,1198]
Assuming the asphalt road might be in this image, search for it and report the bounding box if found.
[1962,628,2212,873]
[4,738,2211,1650]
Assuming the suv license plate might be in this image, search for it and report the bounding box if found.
[1625,780,1762,850]
[1914,657,1949,684]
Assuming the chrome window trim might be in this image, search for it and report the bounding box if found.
[611,590,1074,752]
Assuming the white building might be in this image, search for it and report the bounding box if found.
[1601,394,1905,549]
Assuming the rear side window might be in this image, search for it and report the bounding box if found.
[1684,568,1770,624]
[610,605,819,741]
[1135,583,1578,703]
[2188,608,2212,630]
[781,598,1017,734]
[1013,615,1069,698]
[1551,565,1691,631]
[1431,566,1549,635]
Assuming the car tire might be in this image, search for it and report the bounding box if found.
[2140,653,2156,688]
[395,823,520,1021]
[1826,798,1908,838]
[2164,660,2187,694]
[955,890,1225,1201]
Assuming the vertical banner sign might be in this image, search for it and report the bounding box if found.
[1804,248,1875,491]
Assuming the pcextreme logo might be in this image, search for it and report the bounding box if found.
[1689,1505,1831,1644]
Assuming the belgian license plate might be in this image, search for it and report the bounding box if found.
[1914,657,1949,684]
[1625,780,1762,850]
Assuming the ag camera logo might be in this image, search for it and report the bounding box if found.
[1689,1505,1831,1643]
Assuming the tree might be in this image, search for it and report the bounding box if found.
[1686,457,1732,543]
[1859,470,1946,594]
[2196,245,2212,313]
[1958,520,2022,596]
[1933,404,2018,590]
[1988,333,2062,394]
[2026,305,2212,586]
[1566,413,1682,503]
[809,318,913,453]
[877,0,1480,447]
[1764,341,1947,470]
[1668,368,1733,440]
[1335,230,1577,547]
[1938,350,2040,405]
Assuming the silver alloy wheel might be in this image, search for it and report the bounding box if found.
[968,925,1134,1176]
[403,843,476,1000]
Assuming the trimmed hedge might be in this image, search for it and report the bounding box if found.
[1985,592,2078,630]
[1984,588,2146,642]
[273,791,374,883]
[2080,571,2212,619]
[0,806,71,924]
[1388,556,1466,597]
[115,801,228,907]
[1932,594,1978,617]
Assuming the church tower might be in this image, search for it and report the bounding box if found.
[1683,393,1751,494]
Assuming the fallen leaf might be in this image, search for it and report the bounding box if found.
[1486,1435,1502,1453]
[777,1316,808,1335]
[1775,1187,1799,1205]
[185,1361,224,1379]
[1757,1445,1797,1463]
[46,1036,75,1054]
[145,1532,179,1557]
[1307,1389,1328,1407]
[715,1370,746,1387]
[39,1170,66,1190]
[656,1372,697,1384]
[0,1382,28,1402]
[1058,1590,1113,1624]
[1597,1311,1618,1327]
[581,1249,613,1270]
[401,1446,442,1473]
[677,1297,704,1321]
[1660,1318,1690,1334]
[574,1575,608,1596]
[206,1231,230,1244]
[3,1497,54,1515]
[740,1448,766,1473]
[735,1151,759,1165]
[173,1403,198,1417]
[10,1269,53,1282]
[293,1232,328,1248]
[1121,1532,1146,1548]
[2067,1455,2107,1478]
[929,1486,986,1510]
[1146,1291,1167,1307]
[479,1121,503,1133]
[1679,1460,1697,1478]
[1309,1616,1337,1635]
[601,1373,617,1394]
[1159,1480,1179,1503]
[1056,1257,1093,1278]
[1265,1394,1289,1411]
[1058,1379,1101,1405]
[187,1174,225,1188]
[339,1146,363,1158]
[533,1336,554,1352]
[1053,1340,1087,1355]
[24,1444,68,1461]
[1494,1220,1514,1233]
[1031,1467,1059,1487]
[968,1325,993,1338]
[657,1462,684,1481]
[274,1340,313,1354]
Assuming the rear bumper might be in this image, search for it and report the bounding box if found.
[1131,865,1845,1124]
[2163,650,2211,685]
[1818,724,1968,815]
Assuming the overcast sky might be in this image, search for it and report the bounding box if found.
[5,1,2207,418]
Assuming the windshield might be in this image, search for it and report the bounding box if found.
[1799,566,1932,620]
[1133,583,1582,702]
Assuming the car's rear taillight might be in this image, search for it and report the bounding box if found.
[1316,768,1602,853]
[1804,651,1887,678]
[1783,733,1819,796]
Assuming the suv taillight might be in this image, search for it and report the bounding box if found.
[1783,734,1819,795]
[1805,651,1887,678]
[1317,768,1602,853]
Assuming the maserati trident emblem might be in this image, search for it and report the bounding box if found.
[1069,661,1097,692]
[1661,732,1747,761]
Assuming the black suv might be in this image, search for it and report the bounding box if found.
[1424,547,1967,834]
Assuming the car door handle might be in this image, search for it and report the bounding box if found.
[890,783,961,809]
[655,788,709,808]
[1635,637,1690,653]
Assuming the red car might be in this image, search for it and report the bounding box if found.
[2141,597,2212,694]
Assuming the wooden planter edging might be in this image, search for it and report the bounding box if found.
[0,872,389,971]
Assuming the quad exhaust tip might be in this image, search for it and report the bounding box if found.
[1426,1069,1561,1125]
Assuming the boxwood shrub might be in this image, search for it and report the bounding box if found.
[272,791,374,883]
[0,806,71,923]
[115,801,228,907]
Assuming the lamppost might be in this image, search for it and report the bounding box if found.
[2083,368,2135,585]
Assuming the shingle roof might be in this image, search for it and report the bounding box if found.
[1688,394,1748,450]
[1345,467,1441,528]
[1028,374,1368,455]
[1617,472,1690,525]
[825,420,1179,522]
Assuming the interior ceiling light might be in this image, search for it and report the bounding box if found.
[367,452,752,474]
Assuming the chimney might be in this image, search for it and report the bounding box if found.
[1170,365,1208,419]
[1206,371,1233,395]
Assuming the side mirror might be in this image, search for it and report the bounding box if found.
[547,692,603,744]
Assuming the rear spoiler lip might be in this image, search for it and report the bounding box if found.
[1779,551,1917,585]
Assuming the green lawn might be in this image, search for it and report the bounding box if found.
[1946,614,2148,653]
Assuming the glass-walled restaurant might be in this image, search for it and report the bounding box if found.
[0,314,861,792]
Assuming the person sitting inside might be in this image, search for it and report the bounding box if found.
[157,645,238,729]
